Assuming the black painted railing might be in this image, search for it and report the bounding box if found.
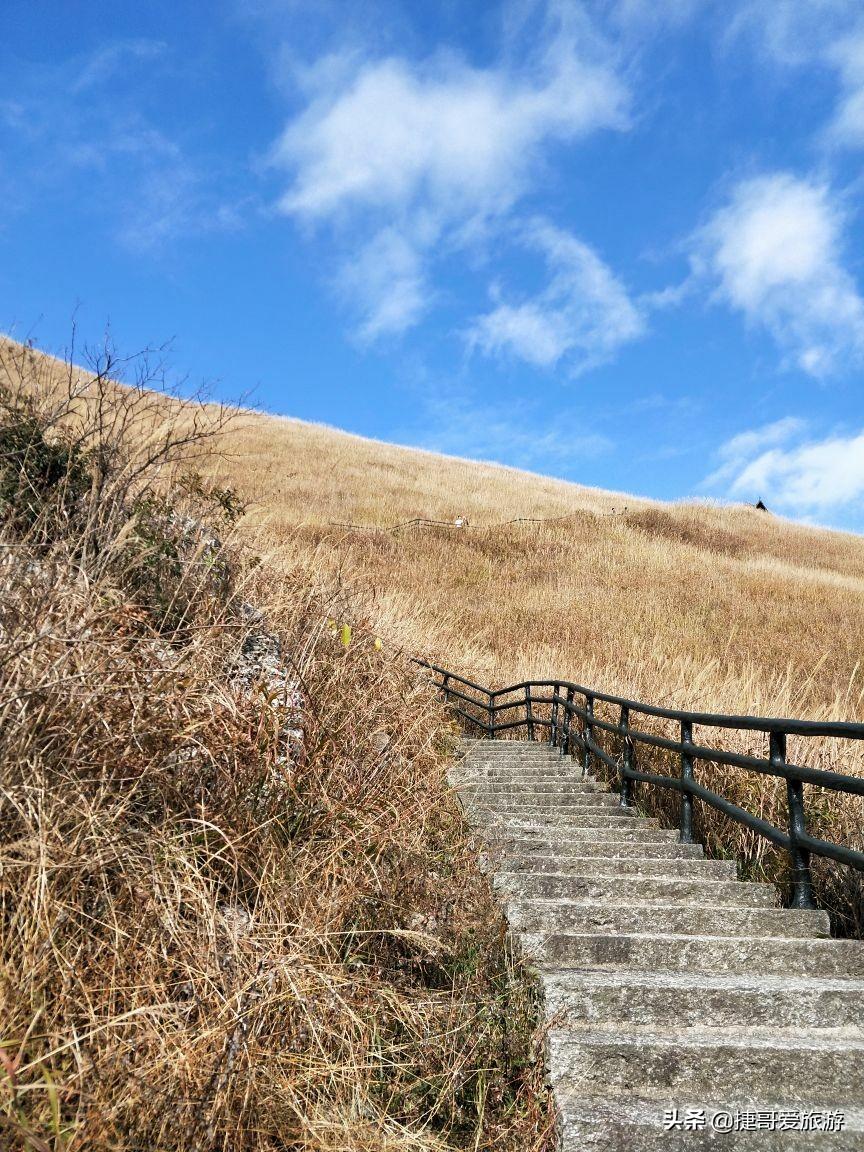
[415,660,864,910]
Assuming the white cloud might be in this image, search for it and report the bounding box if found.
[273,41,626,225]
[270,7,629,342]
[338,228,428,340]
[708,420,864,513]
[608,0,705,34]
[731,434,864,510]
[728,1,858,66]
[826,31,864,148]
[696,172,864,376]
[704,416,806,487]
[729,3,864,150]
[467,220,645,372]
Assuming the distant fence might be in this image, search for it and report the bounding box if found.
[329,509,629,534]
[415,659,864,911]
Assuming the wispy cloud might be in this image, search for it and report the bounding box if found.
[729,2,864,150]
[707,418,864,514]
[466,218,645,373]
[694,172,864,376]
[416,386,612,470]
[607,0,705,35]
[338,228,429,340]
[825,30,864,148]
[269,3,630,344]
[69,39,167,94]
[0,40,246,254]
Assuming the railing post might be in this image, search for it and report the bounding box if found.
[619,704,633,807]
[773,730,815,909]
[582,693,594,777]
[680,719,694,843]
[563,686,575,759]
[551,683,560,751]
[442,673,450,705]
[525,684,535,742]
[487,691,494,740]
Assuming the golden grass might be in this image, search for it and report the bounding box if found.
[3,332,863,1152]
[5,336,862,929]
[198,390,864,931]
[0,340,555,1151]
[216,403,864,719]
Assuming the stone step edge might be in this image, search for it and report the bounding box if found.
[547,1028,864,1052]
[521,930,863,953]
[504,895,830,924]
[539,969,864,991]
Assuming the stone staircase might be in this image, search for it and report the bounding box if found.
[452,738,864,1150]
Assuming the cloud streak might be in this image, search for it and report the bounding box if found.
[0,40,245,254]
[270,5,630,345]
[729,2,864,150]
[695,172,864,376]
[467,219,645,373]
[417,386,612,470]
[707,418,864,515]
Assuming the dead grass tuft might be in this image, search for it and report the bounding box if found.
[0,340,554,1151]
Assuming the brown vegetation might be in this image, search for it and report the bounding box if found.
[0,340,554,1151]
[211,400,864,933]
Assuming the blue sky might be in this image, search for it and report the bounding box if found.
[2,1,864,529]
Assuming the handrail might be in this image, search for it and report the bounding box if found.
[414,659,864,910]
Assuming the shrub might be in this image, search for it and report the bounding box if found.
[0,338,553,1152]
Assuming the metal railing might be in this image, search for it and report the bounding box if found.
[416,660,864,910]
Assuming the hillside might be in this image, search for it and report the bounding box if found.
[215,390,864,932]
[225,407,864,724]
[0,338,556,1151]
[3,337,863,1152]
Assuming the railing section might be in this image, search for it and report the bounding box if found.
[417,660,864,910]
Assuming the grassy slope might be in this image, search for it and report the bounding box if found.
[0,340,555,1152]
[216,405,864,929]
[224,408,864,721]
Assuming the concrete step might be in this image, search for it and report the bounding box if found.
[461,751,565,761]
[491,826,686,847]
[462,757,568,766]
[453,777,605,792]
[461,747,563,758]
[500,840,705,861]
[505,899,831,938]
[452,766,600,780]
[496,873,776,906]
[548,1027,864,1101]
[463,737,557,746]
[557,1099,864,1151]
[541,970,864,1030]
[458,783,615,799]
[506,903,834,940]
[455,736,864,1148]
[463,794,621,812]
[471,806,643,823]
[495,855,737,879]
[522,931,864,977]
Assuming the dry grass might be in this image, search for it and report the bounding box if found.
[0,340,555,1151]
[198,396,864,932]
[4,327,863,1152]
